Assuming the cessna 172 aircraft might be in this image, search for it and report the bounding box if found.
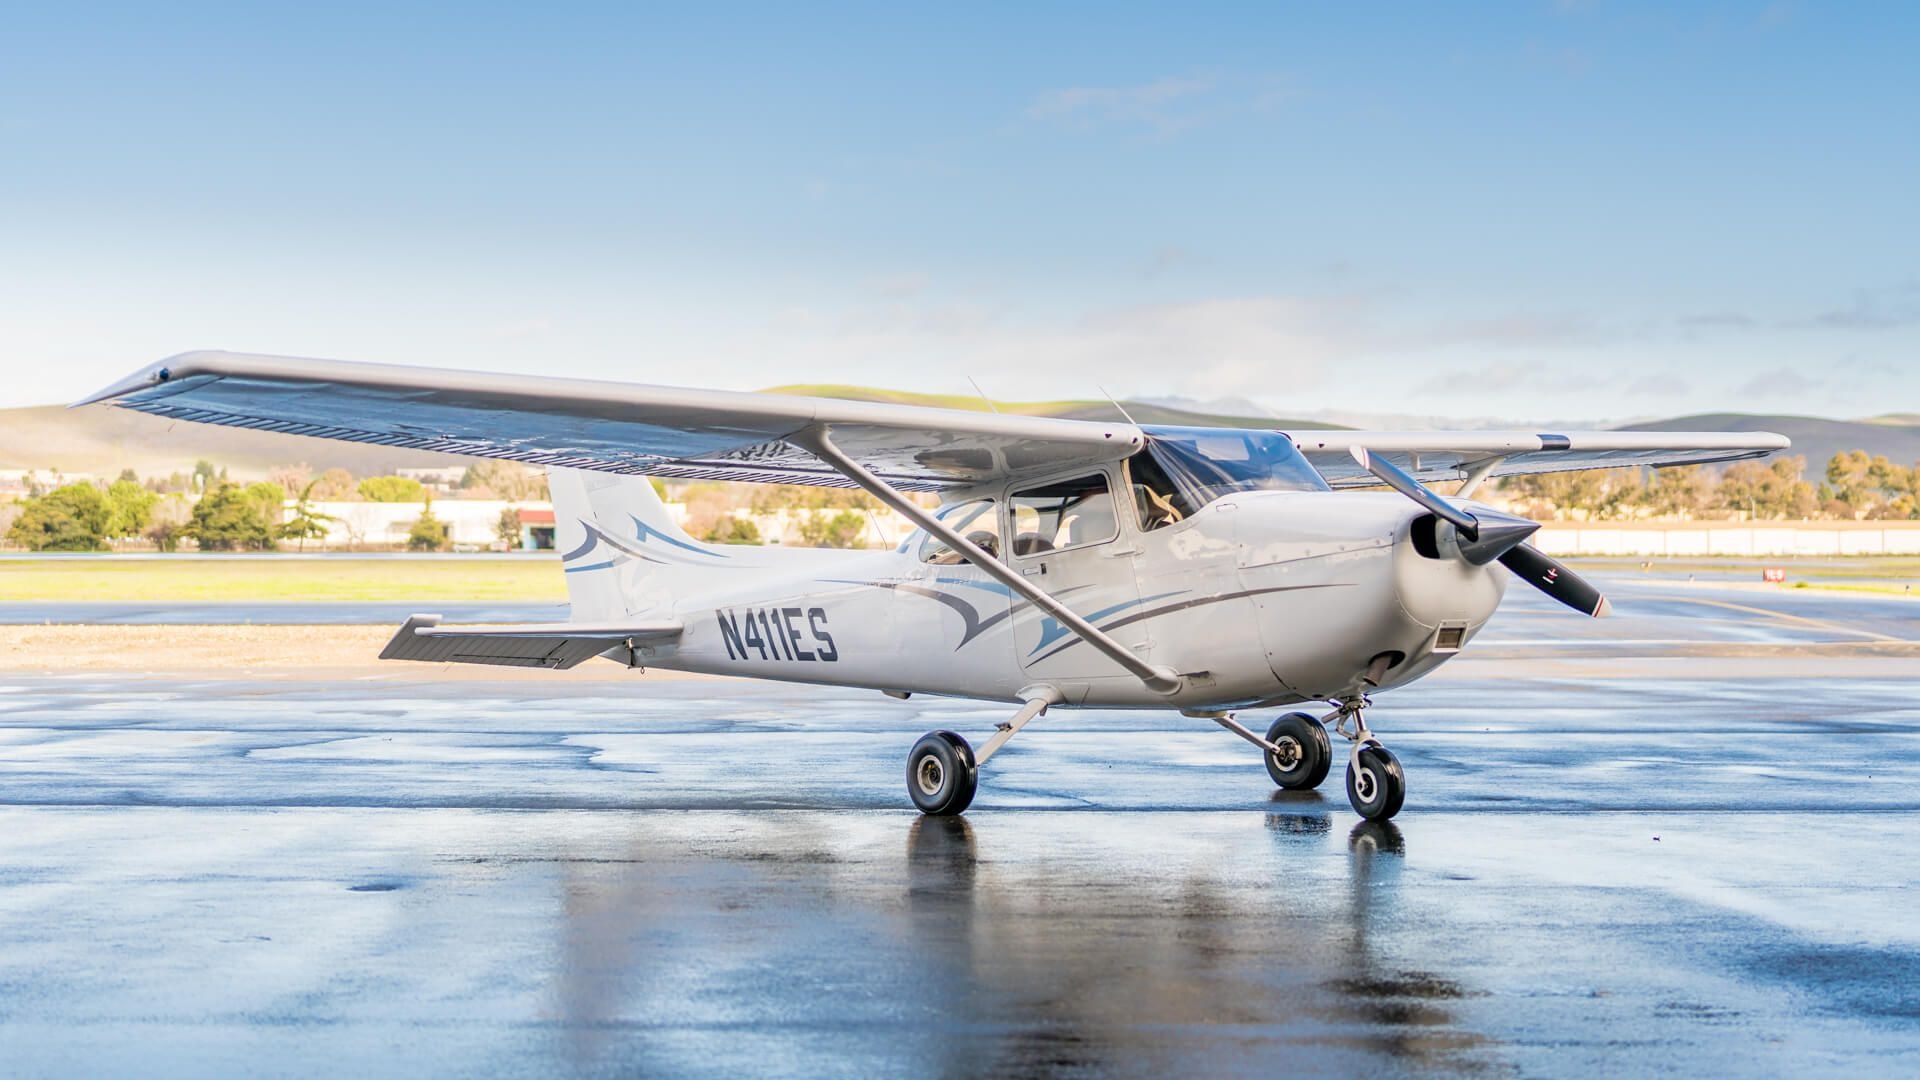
[79,352,1789,821]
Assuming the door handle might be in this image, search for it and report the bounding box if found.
[1021,564,1047,577]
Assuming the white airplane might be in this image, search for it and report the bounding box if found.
[79,352,1788,821]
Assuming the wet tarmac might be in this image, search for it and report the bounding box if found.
[1,585,1918,1075]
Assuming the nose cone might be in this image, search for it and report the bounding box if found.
[1456,510,1540,566]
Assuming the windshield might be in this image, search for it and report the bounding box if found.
[1133,426,1328,525]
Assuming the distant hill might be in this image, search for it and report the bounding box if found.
[0,404,471,480]
[1616,413,1920,473]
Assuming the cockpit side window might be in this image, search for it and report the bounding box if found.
[917,498,999,565]
[1128,451,1192,531]
[1010,472,1118,555]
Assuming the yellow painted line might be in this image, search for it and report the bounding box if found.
[1648,594,1902,642]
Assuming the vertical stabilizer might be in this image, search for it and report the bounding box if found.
[549,468,725,620]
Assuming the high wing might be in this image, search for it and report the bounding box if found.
[1286,430,1790,489]
[76,351,1143,492]
[76,351,1787,493]
[378,615,682,669]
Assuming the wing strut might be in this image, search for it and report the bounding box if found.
[800,430,1184,696]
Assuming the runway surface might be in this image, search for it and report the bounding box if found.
[1,583,1918,1075]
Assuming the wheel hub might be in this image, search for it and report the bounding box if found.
[1354,767,1378,803]
[1270,735,1302,771]
[916,755,944,796]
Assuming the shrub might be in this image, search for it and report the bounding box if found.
[358,475,426,503]
[6,483,111,551]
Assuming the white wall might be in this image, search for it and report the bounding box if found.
[1535,522,1920,557]
[304,500,548,549]
[297,499,919,549]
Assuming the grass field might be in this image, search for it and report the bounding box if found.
[2,553,1913,605]
[0,557,567,602]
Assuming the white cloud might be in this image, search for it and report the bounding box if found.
[1025,72,1292,135]
[1027,76,1215,123]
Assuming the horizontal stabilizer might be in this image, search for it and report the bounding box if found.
[378,614,683,669]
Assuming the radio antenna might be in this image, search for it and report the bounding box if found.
[1099,385,1139,426]
[966,376,1000,414]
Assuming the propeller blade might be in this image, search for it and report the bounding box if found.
[1350,446,1540,564]
[1349,446,1478,535]
[1497,543,1612,618]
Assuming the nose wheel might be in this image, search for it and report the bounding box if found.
[1346,745,1405,820]
[1331,698,1406,821]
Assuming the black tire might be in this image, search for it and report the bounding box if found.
[1264,712,1332,790]
[1345,745,1406,821]
[907,730,977,815]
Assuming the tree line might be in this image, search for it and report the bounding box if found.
[3,460,547,552]
[1496,450,1920,521]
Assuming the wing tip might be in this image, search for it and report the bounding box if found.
[68,352,219,409]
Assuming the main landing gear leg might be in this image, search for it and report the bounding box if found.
[1326,696,1406,822]
[906,692,1058,816]
[1207,711,1333,792]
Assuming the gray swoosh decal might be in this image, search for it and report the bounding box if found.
[822,578,1094,650]
[1026,583,1352,665]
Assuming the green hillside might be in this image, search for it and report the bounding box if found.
[1617,413,1920,471]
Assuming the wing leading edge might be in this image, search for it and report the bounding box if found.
[78,351,1143,492]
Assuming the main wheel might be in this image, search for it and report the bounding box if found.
[1264,712,1332,790]
[1345,745,1406,821]
[907,730,977,815]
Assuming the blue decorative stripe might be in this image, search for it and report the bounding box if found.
[564,560,617,574]
[1026,590,1184,655]
[630,514,726,558]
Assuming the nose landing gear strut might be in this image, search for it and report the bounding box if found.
[1326,695,1406,822]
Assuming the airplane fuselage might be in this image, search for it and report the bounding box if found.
[623,491,1506,711]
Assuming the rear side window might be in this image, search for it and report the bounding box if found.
[919,499,999,564]
[1009,473,1117,556]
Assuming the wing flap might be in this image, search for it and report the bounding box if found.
[379,615,683,669]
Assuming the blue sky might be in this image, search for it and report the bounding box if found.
[3,2,1915,421]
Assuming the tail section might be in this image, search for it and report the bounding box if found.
[549,468,730,620]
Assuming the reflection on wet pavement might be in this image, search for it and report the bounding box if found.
[536,811,1494,1076]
